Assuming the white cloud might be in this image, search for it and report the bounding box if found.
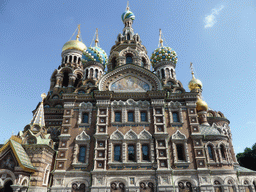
[204,5,224,28]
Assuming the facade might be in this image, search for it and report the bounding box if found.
[0,4,256,192]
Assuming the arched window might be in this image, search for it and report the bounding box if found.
[62,72,69,87]
[74,74,82,88]
[69,55,72,63]
[95,69,98,78]
[220,145,226,160]
[126,54,133,64]
[253,181,256,191]
[161,68,165,79]
[74,56,77,63]
[43,164,50,186]
[176,144,185,161]
[208,145,214,160]
[172,112,179,122]
[65,56,68,63]
[78,57,81,64]
[178,181,192,192]
[85,69,89,79]
[142,144,149,161]
[90,68,93,78]
[78,146,86,163]
[166,68,170,78]
[214,180,222,192]
[118,36,121,42]
[44,105,50,108]
[127,33,130,40]
[141,58,146,67]
[114,145,121,161]
[171,69,174,78]
[82,113,89,123]
[112,57,117,69]
[128,144,136,161]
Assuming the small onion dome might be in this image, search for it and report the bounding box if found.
[121,10,135,22]
[188,76,203,91]
[196,98,208,112]
[62,40,87,52]
[82,46,108,67]
[150,46,178,68]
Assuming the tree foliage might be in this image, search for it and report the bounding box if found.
[236,143,256,171]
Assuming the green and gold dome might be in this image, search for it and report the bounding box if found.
[150,46,178,67]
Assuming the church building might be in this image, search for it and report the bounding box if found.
[0,4,256,192]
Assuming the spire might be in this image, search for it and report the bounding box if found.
[190,62,195,79]
[159,29,164,47]
[126,1,130,11]
[95,28,99,47]
[76,24,81,41]
[30,93,46,127]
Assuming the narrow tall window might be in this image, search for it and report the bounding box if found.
[112,57,117,69]
[114,145,121,161]
[126,54,133,64]
[176,144,185,161]
[82,113,89,123]
[78,146,86,163]
[172,112,179,122]
[220,145,226,159]
[161,68,165,79]
[127,33,130,40]
[141,112,147,122]
[142,145,149,161]
[208,145,214,160]
[115,112,121,122]
[128,112,134,122]
[128,145,135,161]
[95,69,98,78]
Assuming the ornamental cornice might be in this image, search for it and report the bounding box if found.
[98,64,162,91]
[83,61,104,70]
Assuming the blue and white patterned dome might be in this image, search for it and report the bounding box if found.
[121,10,135,22]
[82,46,108,67]
[150,46,178,68]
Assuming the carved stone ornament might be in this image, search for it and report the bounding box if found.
[171,130,186,140]
[168,101,182,109]
[111,99,150,108]
[124,130,138,140]
[76,131,90,141]
[110,130,124,140]
[138,129,152,140]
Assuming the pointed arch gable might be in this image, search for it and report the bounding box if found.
[99,64,162,91]
[110,130,124,140]
[171,130,186,140]
[119,47,139,57]
[75,131,90,142]
[124,130,138,140]
[138,129,152,140]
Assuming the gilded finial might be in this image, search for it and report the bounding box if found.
[126,1,130,11]
[190,62,195,79]
[76,24,81,41]
[41,93,46,101]
[95,28,99,47]
[159,29,163,47]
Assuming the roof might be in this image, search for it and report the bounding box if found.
[200,125,222,136]
[234,165,256,173]
[0,136,36,172]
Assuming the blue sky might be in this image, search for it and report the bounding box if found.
[0,0,255,154]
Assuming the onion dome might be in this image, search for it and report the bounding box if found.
[188,76,203,91]
[196,98,208,112]
[121,2,135,22]
[82,46,108,67]
[62,40,87,52]
[121,10,135,22]
[62,25,87,52]
[188,63,203,91]
[150,46,178,67]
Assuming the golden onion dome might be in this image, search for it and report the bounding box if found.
[188,76,203,91]
[62,40,87,52]
[196,98,208,112]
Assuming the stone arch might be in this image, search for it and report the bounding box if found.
[66,178,90,188]
[99,64,163,91]
[224,177,237,185]
[0,169,16,184]
[124,130,138,140]
[119,47,139,58]
[212,177,224,185]
[110,130,124,140]
[108,178,128,187]
[138,129,152,140]
[173,87,185,93]
[174,177,198,186]
[59,66,73,74]
[20,176,29,186]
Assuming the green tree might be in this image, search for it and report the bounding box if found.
[236,143,256,171]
